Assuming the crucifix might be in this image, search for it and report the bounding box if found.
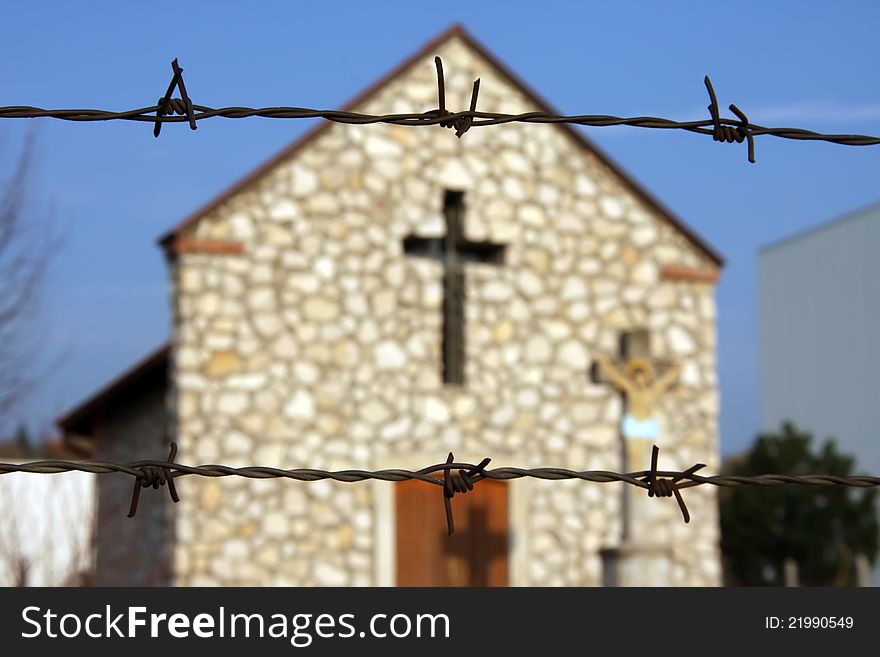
[591,329,681,540]
[404,190,506,385]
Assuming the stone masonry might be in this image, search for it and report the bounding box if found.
[166,31,722,586]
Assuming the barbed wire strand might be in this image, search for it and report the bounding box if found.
[2,444,878,532]
[3,61,876,537]
[3,58,880,162]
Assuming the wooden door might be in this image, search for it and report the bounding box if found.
[395,478,508,586]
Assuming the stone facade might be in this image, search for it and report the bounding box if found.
[166,31,722,586]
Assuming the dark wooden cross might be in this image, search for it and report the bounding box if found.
[440,506,507,586]
[404,191,506,385]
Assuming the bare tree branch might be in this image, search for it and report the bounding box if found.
[0,133,59,425]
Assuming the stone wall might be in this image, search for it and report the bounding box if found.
[169,35,721,586]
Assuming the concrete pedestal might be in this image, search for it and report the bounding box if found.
[600,543,674,587]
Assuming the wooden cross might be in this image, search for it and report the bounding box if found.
[404,191,506,385]
[440,506,507,586]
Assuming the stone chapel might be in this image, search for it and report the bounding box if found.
[58,25,723,586]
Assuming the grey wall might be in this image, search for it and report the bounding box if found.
[759,205,880,473]
[93,379,173,586]
[759,204,880,584]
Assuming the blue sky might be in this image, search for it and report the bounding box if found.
[1,1,879,455]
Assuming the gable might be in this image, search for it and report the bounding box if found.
[157,25,722,268]
[57,344,169,438]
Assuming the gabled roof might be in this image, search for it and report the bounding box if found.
[157,24,723,266]
[56,344,169,437]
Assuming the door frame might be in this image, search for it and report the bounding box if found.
[372,449,531,586]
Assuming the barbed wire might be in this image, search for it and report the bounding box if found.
[2,57,880,162]
[2,444,878,534]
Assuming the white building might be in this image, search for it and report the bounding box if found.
[0,466,95,586]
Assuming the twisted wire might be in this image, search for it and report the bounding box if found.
[3,459,878,487]
[2,448,878,531]
[1,57,879,162]
[3,104,877,144]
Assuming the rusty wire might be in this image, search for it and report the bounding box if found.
[126,442,179,518]
[2,58,880,162]
[2,444,879,533]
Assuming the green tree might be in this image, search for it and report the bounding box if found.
[0,422,39,458]
[13,423,30,456]
[720,422,878,586]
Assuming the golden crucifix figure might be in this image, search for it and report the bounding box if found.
[595,354,681,469]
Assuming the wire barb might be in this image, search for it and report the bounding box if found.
[442,452,491,535]
[641,445,706,523]
[127,442,181,517]
[153,58,196,138]
[456,78,481,138]
[430,56,481,139]
[705,76,755,163]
